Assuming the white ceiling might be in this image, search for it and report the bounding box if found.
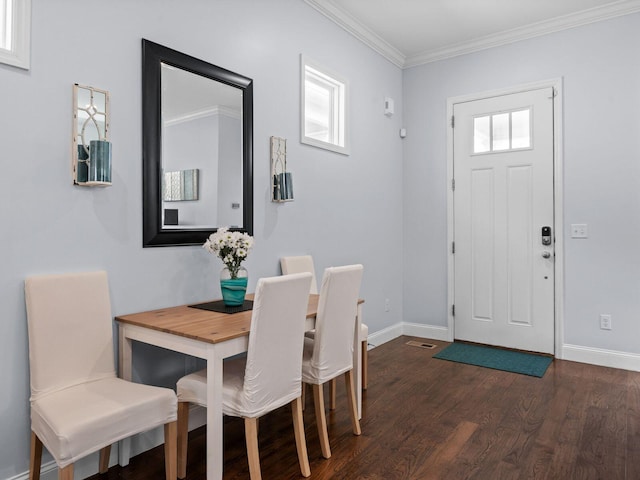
[305,0,640,68]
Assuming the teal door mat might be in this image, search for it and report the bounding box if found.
[433,342,553,377]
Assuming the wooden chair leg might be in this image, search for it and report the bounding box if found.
[177,402,190,479]
[30,431,43,480]
[291,397,311,477]
[362,339,368,390]
[99,445,111,473]
[312,383,331,459]
[344,370,361,435]
[58,465,74,480]
[164,420,178,480]
[301,382,306,409]
[244,417,262,480]
[329,378,337,410]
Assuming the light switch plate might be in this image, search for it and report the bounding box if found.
[571,224,588,238]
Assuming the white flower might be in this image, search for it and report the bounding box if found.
[203,226,254,279]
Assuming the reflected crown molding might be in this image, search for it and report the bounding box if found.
[164,105,241,127]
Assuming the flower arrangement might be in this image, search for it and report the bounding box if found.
[203,227,254,279]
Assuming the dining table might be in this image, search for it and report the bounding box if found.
[116,293,364,480]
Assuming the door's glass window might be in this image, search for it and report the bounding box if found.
[473,108,531,154]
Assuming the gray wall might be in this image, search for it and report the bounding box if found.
[0,0,404,477]
[403,13,640,354]
[164,115,220,226]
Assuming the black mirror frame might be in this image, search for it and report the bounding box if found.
[142,39,253,247]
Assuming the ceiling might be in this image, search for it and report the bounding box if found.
[305,0,640,68]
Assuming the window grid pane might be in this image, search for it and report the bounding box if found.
[492,113,510,151]
[472,108,531,155]
[305,77,332,143]
[0,0,11,50]
[511,109,531,149]
[473,116,491,153]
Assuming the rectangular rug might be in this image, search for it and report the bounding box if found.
[433,342,553,377]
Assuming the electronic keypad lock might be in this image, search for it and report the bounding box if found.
[541,226,552,246]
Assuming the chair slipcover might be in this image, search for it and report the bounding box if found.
[301,265,363,385]
[25,271,177,470]
[177,273,313,479]
[280,255,318,294]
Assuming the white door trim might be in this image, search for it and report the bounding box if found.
[446,78,565,358]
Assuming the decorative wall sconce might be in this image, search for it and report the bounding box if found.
[72,84,112,186]
[271,136,294,202]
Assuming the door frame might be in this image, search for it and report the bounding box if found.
[446,78,565,357]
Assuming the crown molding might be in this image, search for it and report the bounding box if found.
[405,0,640,67]
[305,0,640,69]
[303,0,406,68]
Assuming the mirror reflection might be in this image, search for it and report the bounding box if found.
[161,64,243,228]
[163,169,200,202]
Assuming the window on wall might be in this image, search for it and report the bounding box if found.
[0,0,11,50]
[301,56,349,155]
[473,108,531,154]
[0,0,30,69]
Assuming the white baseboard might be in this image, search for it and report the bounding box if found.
[401,322,450,342]
[7,460,57,480]
[367,322,403,348]
[561,343,640,372]
[367,321,449,350]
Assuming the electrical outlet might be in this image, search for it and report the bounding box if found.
[600,314,612,330]
[384,298,390,312]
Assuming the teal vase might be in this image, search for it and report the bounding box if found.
[220,266,248,306]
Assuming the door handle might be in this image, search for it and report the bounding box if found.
[542,251,551,258]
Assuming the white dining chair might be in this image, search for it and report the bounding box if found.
[301,264,363,459]
[280,255,319,294]
[176,272,313,480]
[280,255,369,395]
[24,271,178,480]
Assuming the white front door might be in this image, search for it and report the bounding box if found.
[453,87,555,354]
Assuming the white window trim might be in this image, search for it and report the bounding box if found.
[0,0,30,70]
[300,55,350,155]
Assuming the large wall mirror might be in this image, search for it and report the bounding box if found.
[142,39,253,247]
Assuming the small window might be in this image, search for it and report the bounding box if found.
[301,56,349,155]
[0,0,30,69]
[473,108,531,154]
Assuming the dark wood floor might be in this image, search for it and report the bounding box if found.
[91,336,640,479]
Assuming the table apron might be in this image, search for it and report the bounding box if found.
[118,323,248,360]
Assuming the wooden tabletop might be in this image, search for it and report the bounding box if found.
[115,294,321,345]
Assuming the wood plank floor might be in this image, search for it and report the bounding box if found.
[91,336,640,479]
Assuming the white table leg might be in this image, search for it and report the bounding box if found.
[118,326,133,466]
[206,349,224,480]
